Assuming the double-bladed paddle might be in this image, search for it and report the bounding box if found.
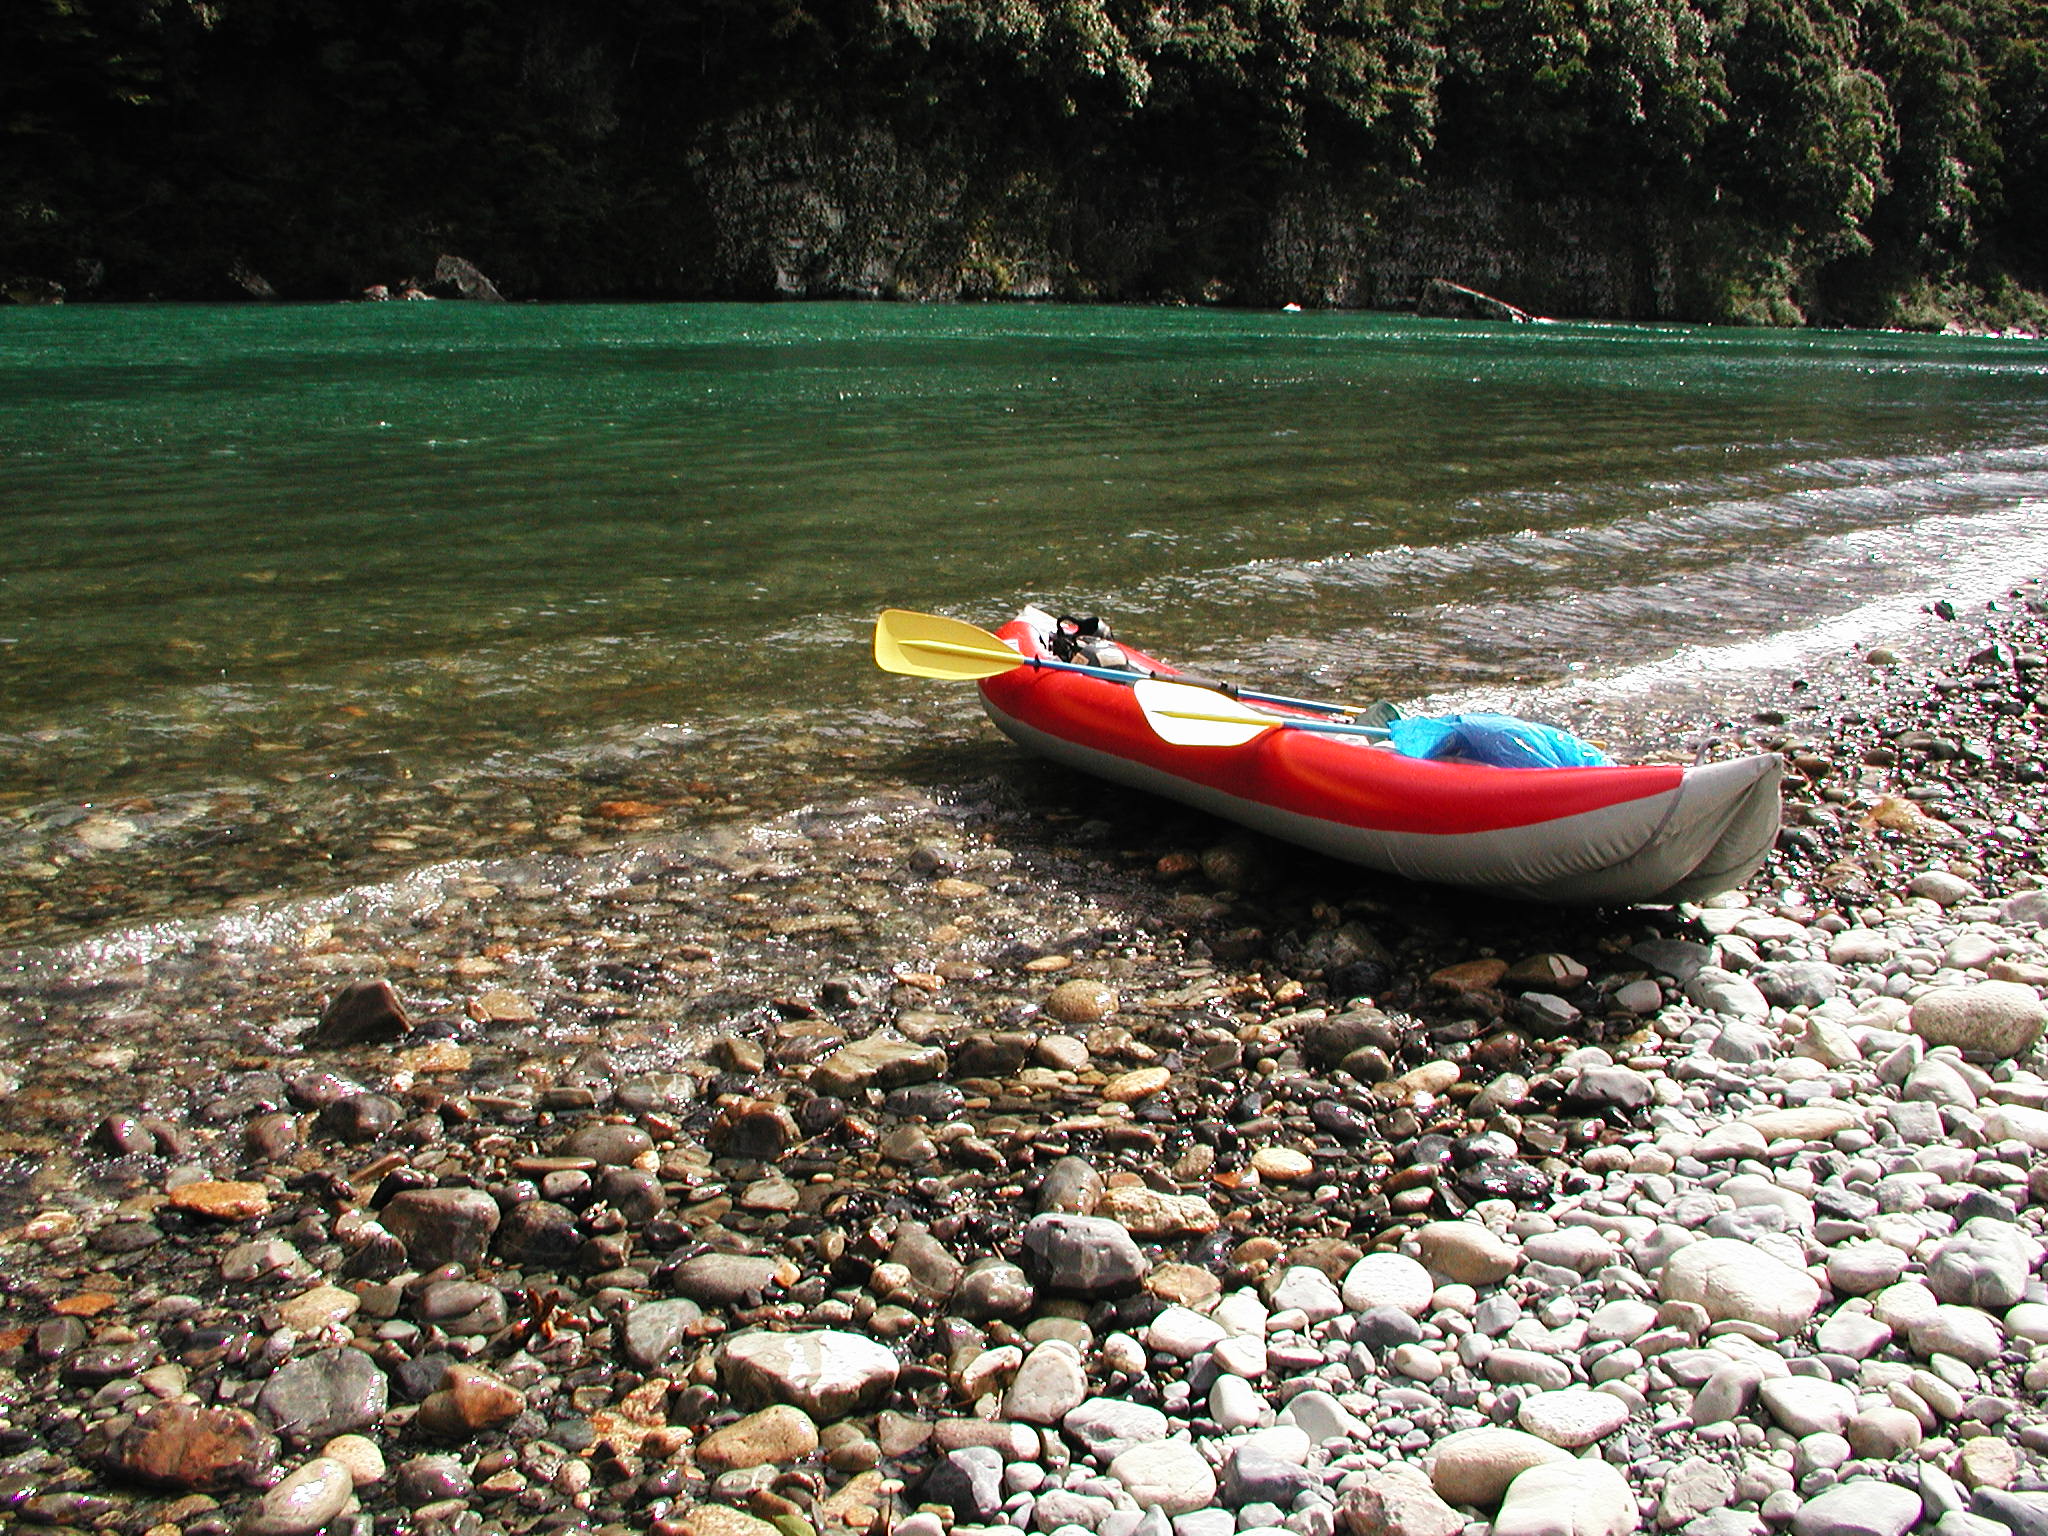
[872,609,1373,718]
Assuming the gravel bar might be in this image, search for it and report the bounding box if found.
[2,581,2046,1536]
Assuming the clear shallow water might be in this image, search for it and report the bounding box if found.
[4,301,2048,941]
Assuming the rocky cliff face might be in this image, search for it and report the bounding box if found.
[683,105,1700,320]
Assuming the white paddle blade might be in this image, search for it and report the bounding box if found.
[873,609,1024,680]
[1133,679,1277,747]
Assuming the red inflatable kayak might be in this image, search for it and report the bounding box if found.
[976,610,1783,905]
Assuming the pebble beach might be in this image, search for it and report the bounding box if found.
[4,581,2048,1536]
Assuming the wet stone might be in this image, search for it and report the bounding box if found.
[245,1111,303,1161]
[390,1353,458,1403]
[879,1122,937,1163]
[94,1112,157,1155]
[559,1122,653,1165]
[1021,1213,1149,1295]
[596,1165,665,1221]
[413,1280,508,1334]
[395,1458,471,1507]
[314,1092,402,1143]
[1046,979,1118,1024]
[1036,1154,1105,1215]
[952,1032,1034,1077]
[924,1445,1005,1522]
[63,1337,155,1386]
[379,1188,500,1270]
[710,1099,800,1160]
[1458,1158,1553,1202]
[954,1258,1034,1320]
[699,1404,820,1472]
[623,1297,704,1370]
[416,1364,525,1438]
[493,1198,581,1265]
[243,1455,356,1536]
[94,1402,279,1491]
[719,1328,901,1418]
[256,1347,390,1444]
[884,1081,966,1119]
[93,1218,163,1253]
[672,1252,787,1306]
[809,1036,947,1097]
[307,979,411,1047]
[890,1221,964,1297]
[1793,1479,1924,1536]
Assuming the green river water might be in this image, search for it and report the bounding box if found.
[5,302,2048,943]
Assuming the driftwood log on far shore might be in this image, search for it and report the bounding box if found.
[1416,277,1535,323]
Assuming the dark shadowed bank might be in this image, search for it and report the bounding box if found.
[6,0,2048,328]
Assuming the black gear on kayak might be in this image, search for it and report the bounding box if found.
[1049,613,1115,663]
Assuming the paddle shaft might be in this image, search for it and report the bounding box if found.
[911,637,1356,717]
[1144,697,1392,741]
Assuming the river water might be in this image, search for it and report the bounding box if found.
[6,302,2048,947]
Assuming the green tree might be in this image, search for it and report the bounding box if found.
[1709,0,1895,258]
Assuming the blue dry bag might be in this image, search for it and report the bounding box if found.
[1387,713,1612,769]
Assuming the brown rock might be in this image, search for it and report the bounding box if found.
[1300,1009,1398,1069]
[697,1405,820,1472]
[417,1364,524,1438]
[1097,1185,1218,1236]
[380,1187,501,1270]
[808,1037,948,1097]
[166,1181,270,1221]
[1426,1426,1573,1506]
[307,979,411,1047]
[469,988,537,1024]
[1503,953,1589,991]
[558,1122,654,1166]
[1341,1467,1468,1536]
[709,1099,800,1161]
[1958,1434,2020,1490]
[819,1469,890,1535]
[96,1402,278,1490]
[1429,959,1510,995]
[398,1040,472,1075]
[433,253,506,301]
[1415,1221,1521,1286]
[1145,1263,1224,1306]
[245,1112,303,1161]
[1287,1237,1366,1279]
[674,1508,785,1536]
[1102,1067,1171,1102]
[1046,980,1117,1025]
[51,1291,120,1317]
[953,1032,1036,1077]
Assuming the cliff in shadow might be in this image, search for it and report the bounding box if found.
[6,0,2046,329]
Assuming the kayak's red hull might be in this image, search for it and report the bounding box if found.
[977,615,1782,905]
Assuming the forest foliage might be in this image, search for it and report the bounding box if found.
[4,0,2046,322]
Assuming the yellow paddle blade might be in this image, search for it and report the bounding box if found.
[1133,678,1280,747]
[873,609,1027,680]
